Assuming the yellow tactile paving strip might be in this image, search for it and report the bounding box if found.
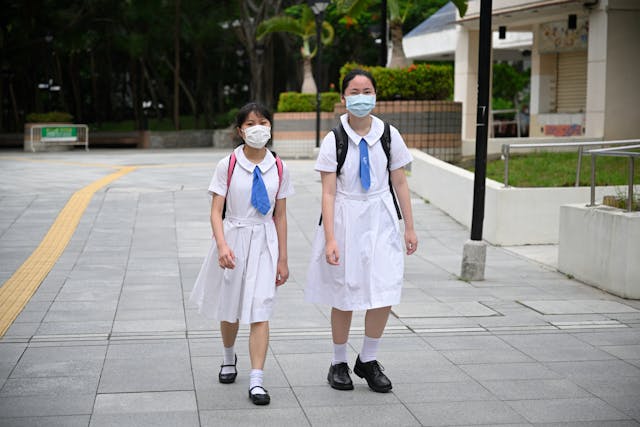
[0,166,137,337]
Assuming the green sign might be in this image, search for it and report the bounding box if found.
[41,126,77,141]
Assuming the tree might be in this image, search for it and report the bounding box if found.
[232,0,286,105]
[257,4,335,93]
[335,0,467,68]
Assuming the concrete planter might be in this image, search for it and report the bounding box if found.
[407,149,629,246]
[558,204,640,299]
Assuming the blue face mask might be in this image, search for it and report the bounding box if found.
[345,94,376,118]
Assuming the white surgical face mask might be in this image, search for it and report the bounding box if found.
[345,94,376,117]
[243,125,271,149]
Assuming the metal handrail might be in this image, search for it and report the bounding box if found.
[501,139,640,187]
[587,144,640,212]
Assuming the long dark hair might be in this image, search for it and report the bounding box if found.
[341,69,377,95]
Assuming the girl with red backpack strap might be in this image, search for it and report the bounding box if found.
[190,102,294,406]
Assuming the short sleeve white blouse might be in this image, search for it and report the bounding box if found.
[208,146,294,218]
[315,114,412,193]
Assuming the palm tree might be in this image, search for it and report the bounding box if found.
[257,4,334,93]
[336,0,467,68]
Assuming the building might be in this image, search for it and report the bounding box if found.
[404,0,640,154]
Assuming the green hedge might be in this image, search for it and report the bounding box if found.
[277,92,341,112]
[339,62,453,101]
[26,111,74,123]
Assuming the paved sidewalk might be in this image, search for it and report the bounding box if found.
[0,148,639,427]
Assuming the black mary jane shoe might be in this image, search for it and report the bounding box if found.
[327,362,354,390]
[353,355,392,393]
[218,354,237,384]
[248,386,271,405]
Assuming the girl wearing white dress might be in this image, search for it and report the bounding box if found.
[190,102,294,405]
[305,69,418,393]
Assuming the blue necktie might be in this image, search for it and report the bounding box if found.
[251,167,270,215]
[359,138,371,191]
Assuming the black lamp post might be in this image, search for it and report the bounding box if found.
[308,0,329,148]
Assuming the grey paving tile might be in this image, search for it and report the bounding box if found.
[200,407,310,427]
[544,360,640,379]
[0,415,90,427]
[406,400,527,426]
[460,362,562,381]
[93,390,196,413]
[90,412,198,427]
[35,321,113,336]
[533,422,640,427]
[479,378,591,400]
[306,403,420,427]
[422,334,512,350]
[10,345,106,379]
[601,345,640,359]
[390,380,496,403]
[520,300,639,315]
[98,357,192,393]
[570,375,640,397]
[441,347,534,364]
[599,394,640,421]
[0,393,95,417]
[0,376,99,397]
[507,398,631,424]
[0,344,27,365]
[574,330,640,346]
[296,384,402,409]
[196,384,300,410]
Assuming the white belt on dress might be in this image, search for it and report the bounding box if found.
[336,188,388,201]
[225,216,273,227]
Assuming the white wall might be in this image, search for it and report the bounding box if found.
[407,149,625,245]
[558,204,640,299]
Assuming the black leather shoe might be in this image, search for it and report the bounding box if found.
[353,356,392,393]
[327,362,354,390]
[218,354,237,384]
[249,386,270,405]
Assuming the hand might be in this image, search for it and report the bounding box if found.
[217,245,236,269]
[405,230,418,255]
[275,259,289,286]
[325,239,340,265]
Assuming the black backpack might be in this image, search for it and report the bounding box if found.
[318,121,402,225]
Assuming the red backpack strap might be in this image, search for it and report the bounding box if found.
[227,152,237,192]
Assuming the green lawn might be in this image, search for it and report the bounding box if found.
[467,152,639,187]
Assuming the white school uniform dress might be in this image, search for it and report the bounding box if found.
[305,114,412,311]
[190,146,294,324]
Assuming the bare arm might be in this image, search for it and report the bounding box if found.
[320,171,340,265]
[211,194,236,268]
[390,168,418,255]
[273,198,289,286]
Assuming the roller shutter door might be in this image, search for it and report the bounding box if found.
[556,51,587,113]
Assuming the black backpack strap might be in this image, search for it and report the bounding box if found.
[333,124,349,176]
[381,122,402,220]
[319,125,350,226]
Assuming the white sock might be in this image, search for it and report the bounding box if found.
[249,369,265,395]
[221,346,236,375]
[359,335,381,363]
[332,342,348,365]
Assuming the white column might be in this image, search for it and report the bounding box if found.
[529,24,557,137]
[454,26,479,152]
[586,0,640,139]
